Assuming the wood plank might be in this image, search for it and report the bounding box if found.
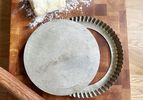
[0,67,44,100]
[126,0,143,99]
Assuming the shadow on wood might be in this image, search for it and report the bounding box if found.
[0,0,11,99]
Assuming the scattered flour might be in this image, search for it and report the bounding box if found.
[20,0,92,28]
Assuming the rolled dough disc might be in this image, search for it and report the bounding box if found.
[24,19,100,96]
[28,0,66,16]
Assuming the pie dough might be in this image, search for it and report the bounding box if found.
[28,0,66,16]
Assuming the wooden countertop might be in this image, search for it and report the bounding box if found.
[0,0,143,100]
[126,0,143,99]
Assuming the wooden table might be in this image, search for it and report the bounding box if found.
[1,0,131,99]
[126,0,143,99]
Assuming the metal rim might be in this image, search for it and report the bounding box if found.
[69,16,123,98]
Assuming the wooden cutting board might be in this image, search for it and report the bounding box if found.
[9,0,131,100]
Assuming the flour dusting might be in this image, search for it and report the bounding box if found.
[20,0,92,28]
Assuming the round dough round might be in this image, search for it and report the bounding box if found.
[29,0,66,16]
[24,19,100,96]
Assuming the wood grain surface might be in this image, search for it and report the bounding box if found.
[0,0,138,99]
[126,0,143,99]
[0,67,44,100]
[1,0,143,100]
[0,0,10,100]
[8,0,130,100]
